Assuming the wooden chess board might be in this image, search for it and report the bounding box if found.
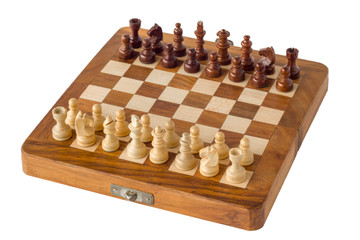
[21,26,328,230]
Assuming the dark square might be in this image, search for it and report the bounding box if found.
[182,92,212,109]
[123,108,147,123]
[216,130,244,149]
[168,73,197,90]
[229,101,260,119]
[78,98,100,114]
[91,73,120,89]
[136,82,165,99]
[245,121,276,139]
[171,119,194,136]
[103,90,133,108]
[123,65,153,81]
[149,100,180,118]
[214,83,244,100]
[262,93,291,111]
[197,110,227,128]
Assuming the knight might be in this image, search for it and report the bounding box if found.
[199,146,219,177]
[258,46,275,75]
[147,23,164,53]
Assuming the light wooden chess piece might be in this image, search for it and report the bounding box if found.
[115,109,130,137]
[174,133,195,171]
[239,137,254,166]
[164,120,179,148]
[199,146,219,177]
[212,132,229,160]
[92,104,105,131]
[149,126,169,164]
[65,98,79,129]
[102,116,119,152]
[52,106,72,141]
[140,114,153,142]
[127,115,147,159]
[190,125,204,154]
[226,148,247,184]
[75,111,96,147]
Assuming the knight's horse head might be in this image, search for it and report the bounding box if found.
[259,46,275,64]
[147,23,163,43]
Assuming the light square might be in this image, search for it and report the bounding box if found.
[133,55,161,69]
[101,103,123,119]
[205,96,236,114]
[145,69,175,86]
[195,124,219,143]
[126,95,157,112]
[243,135,269,155]
[267,65,282,79]
[80,85,111,102]
[119,147,150,164]
[191,78,221,95]
[147,113,171,129]
[223,73,252,87]
[168,145,180,154]
[70,135,103,152]
[117,135,131,142]
[113,77,143,94]
[172,105,203,123]
[101,60,131,76]
[269,82,299,98]
[158,86,188,104]
[238,88,268,106]
[220,170,253,189]
[221,115,252,134]
[177,63,206,78]
[253,106,284,125]
[168,158,200,176]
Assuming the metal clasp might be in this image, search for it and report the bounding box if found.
[110,184,154,205]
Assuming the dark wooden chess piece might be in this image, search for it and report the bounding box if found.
[184,48,200,73]
[173,23,186,57]
[250,63,268,88]
[216,29,231,65]
[240,35,255,71]
[118,34,134,59]
[206,51,222,78]
[285,48,300,79]
[259,46,275,75]
[129,18,142,48]
[229,56,245,82]
[194,21,208,61]
[276,66,293,92]
[161,43,177,68]
[139,38,156,64]
[147,23,163,53]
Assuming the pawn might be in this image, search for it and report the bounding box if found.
[118,34,134,59]
[92,104,105,131]
[285,48,300,79]
[250,63,268,88]
[239,137,254,166]
[149,126,169,164]
[190,125,204,154]
[161,43,177,68]
[173,23,186,57]
[65,98,79,129]
[115,109,130,137]
[140,114,153,142]
[139,38,156,64]
[211,132,229,160]
[102,116,119,152]
[52,106,72,141]
[228,56,245,82]
[199,146,219,177]
[276,66,293,92]
[226,148,247,184]
[206,51,222,78]
[184,48,200,73]
[164,120,180,148]
[174,132,195,171]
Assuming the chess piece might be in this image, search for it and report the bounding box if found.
[164,120,180,148]
[226,148,247,184]
[75,111,96,147]
[173,23,186,57]
[92,104,105,131]
[251,63,268,88]
[184,48,200,73]
[161,43,177,68]
[129,18,142,48]
[174,132,195,171]
[115,109,130,137]
[240,35,255,71]
[238,137,254,166]
[228,56,245,82]
[139,38,156,64]
[52,106,72,141]
[127,115,147,159]
[194,21,208,61]
[118,34,134,59]
[140,114,153,142]
[149,126,169,164]
[147,23,163,53]
[102,116,119,152]
[259,46,275,75]
[285,48,300,79]
[276,66,293,92]
[206,51,222,78]
[65,98,79,129]
[216,29,231,65]
[190,125,204,154]
[199,146,219,177]
[211,132,229,160]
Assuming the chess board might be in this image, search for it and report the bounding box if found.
[21,26,328,230]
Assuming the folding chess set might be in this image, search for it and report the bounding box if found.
[21,19,328,230]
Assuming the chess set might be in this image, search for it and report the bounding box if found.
[21,19,328,230]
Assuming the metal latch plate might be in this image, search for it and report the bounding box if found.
[110,184,154,205]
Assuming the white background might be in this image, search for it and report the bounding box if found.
[1,0,359,239]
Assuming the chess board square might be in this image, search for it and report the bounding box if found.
[123,65,153,81]
[123,108,147,122]
[220,130,244,148]
[145,69,176,86]
[172,105,203,123]
[101,103,123,119]
[222,72,252,87]
[229,101,260,119]
[91,73,121,89]
[205,96,236,114]
[70,135,103,152]
[126,95,157,112]
[113,77,143,94]
[168,158,200,176]
[191,78,221,96]
[101,60,131,77]
[103,90,133,107]
[168,73,197,90]
[200,68,229,82]
[245,121,276,139]
[158,86,188,104]
[221,115,252,134]
[219,170,253,189]
[243,135,269,155]
[119,146,150,164]
[132,55,161,69]
[78,98,99,113]
[149,100,180,118]
[136,82,166,99]
[155,60,184,73]
[238,88,268,106]
[177,63,206,78]
[171,119,195,136]
[267,65,282,79]
[80,85,111,102]
[214,83,244,100]
[182,92,212,109]
[253,106,284,125]
[147,113,171,129]
[197,110,227,128]
[262,93,291,111]
[195,124,219,143]
[269,82,299,98]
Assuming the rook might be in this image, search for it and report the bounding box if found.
[285,48,300,79]
[52,106,72,141]
[129,18,142,48]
